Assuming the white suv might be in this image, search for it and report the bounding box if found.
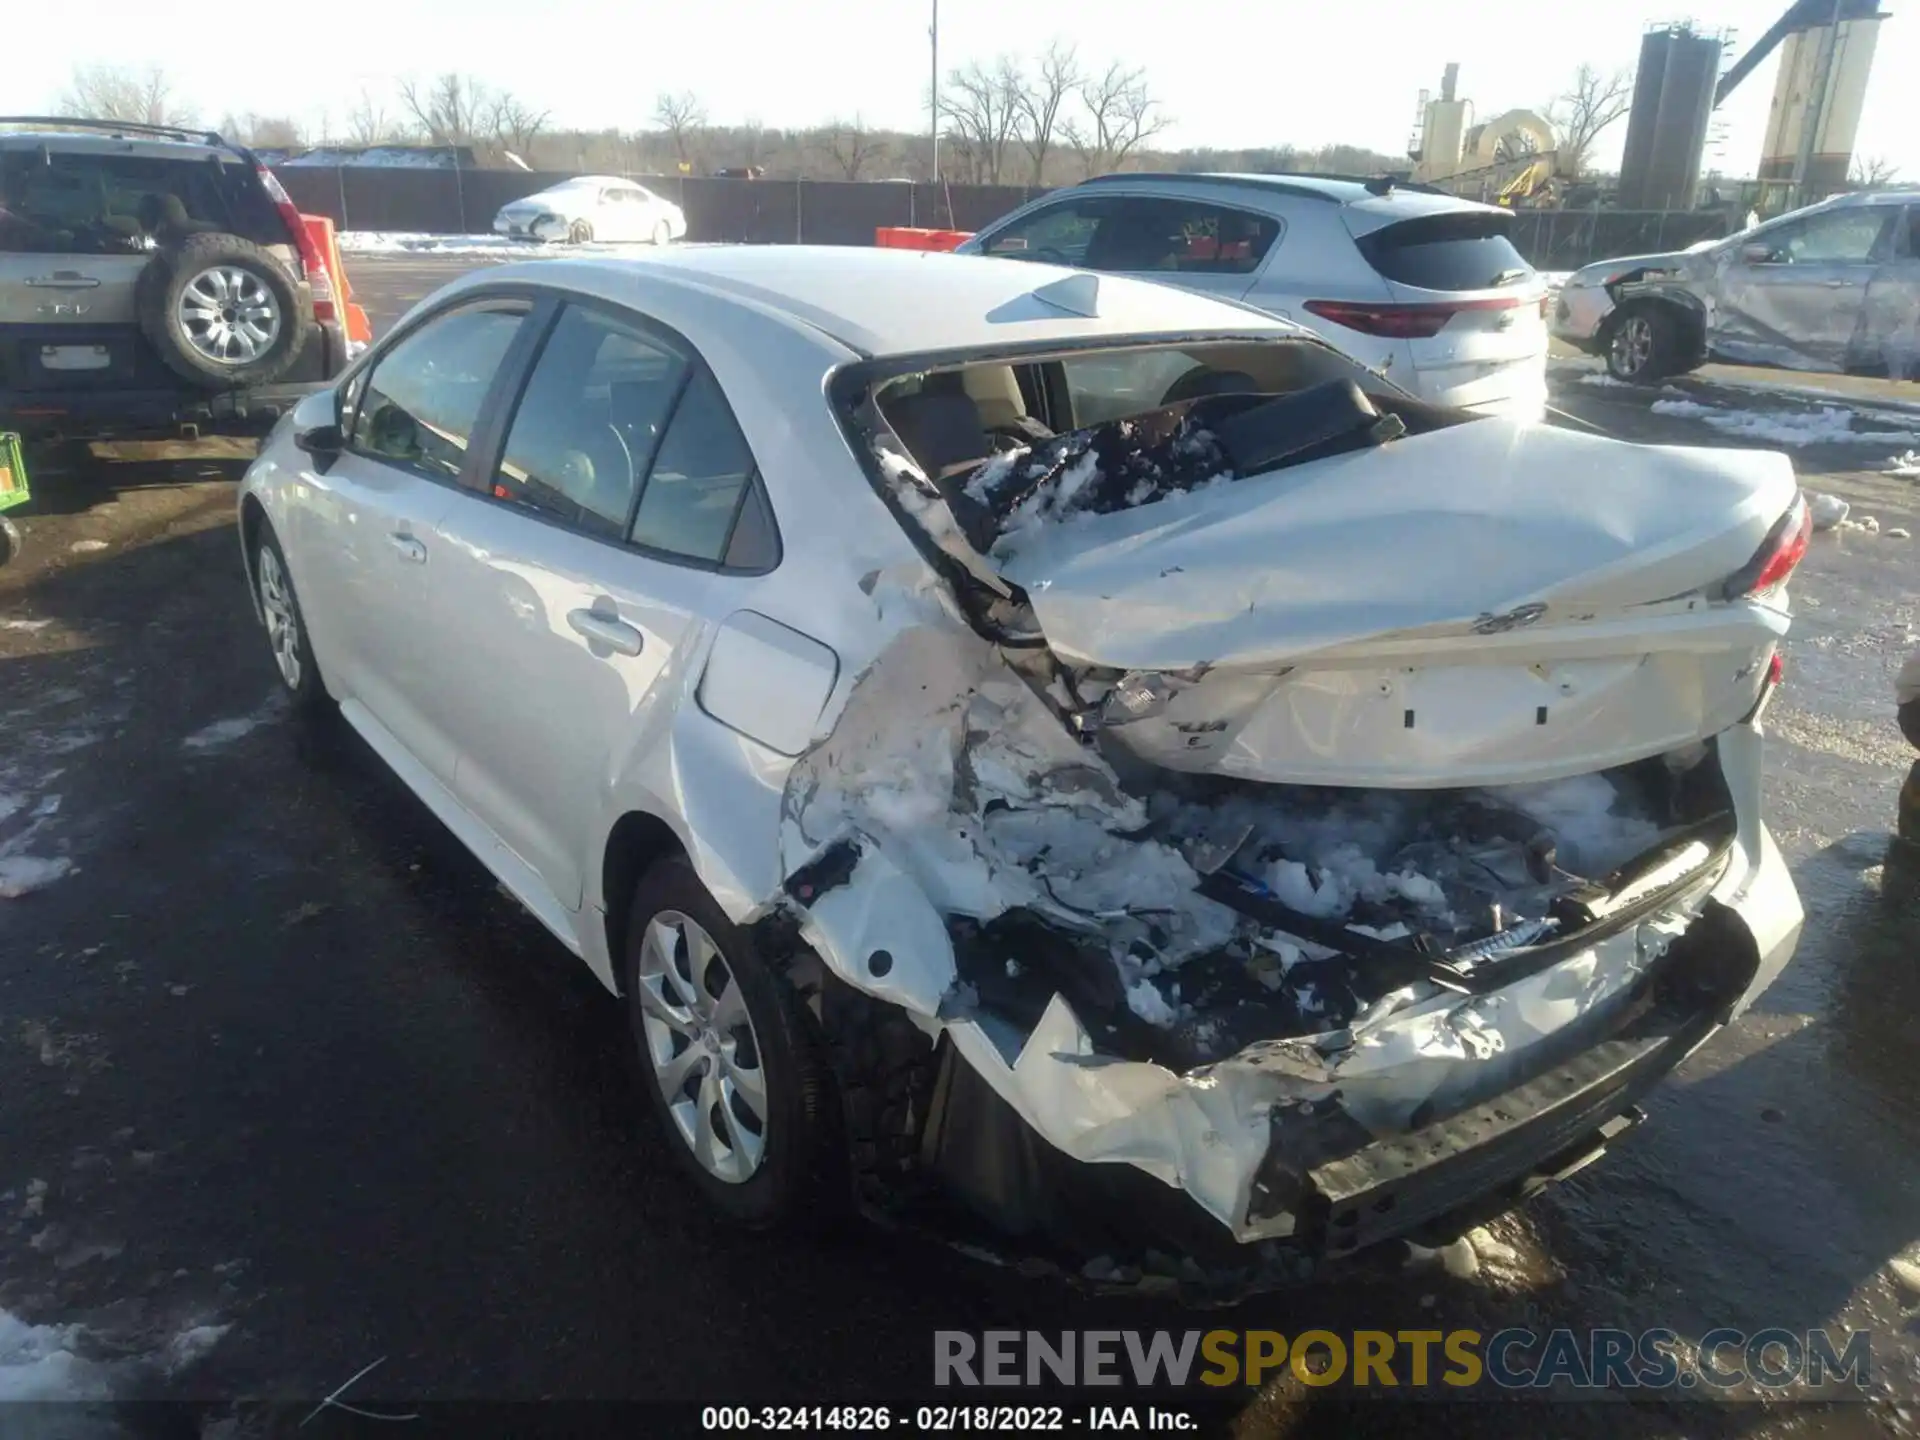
[961,173,1550,420]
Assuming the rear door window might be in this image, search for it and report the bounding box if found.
[1356,212,1533,292]
[0,149,283,255]
[1083,198,1280,276]
[630,367,770,568]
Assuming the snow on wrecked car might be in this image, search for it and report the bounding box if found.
[786,261,1804,1285]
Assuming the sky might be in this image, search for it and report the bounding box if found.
[17,0,1918,180]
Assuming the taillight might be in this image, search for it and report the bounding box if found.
[1768,651,1785,687]
[256,166,336,322]
[1721,494,1811,600]
[1303,294,1529,340]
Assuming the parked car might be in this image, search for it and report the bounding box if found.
[1553,189,1920,383]
[0,117,352,438]
[493,177,686,245]
[959,173,1551,421]
[238,247,1802,1289]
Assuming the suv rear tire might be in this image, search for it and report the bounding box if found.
[138,234,310,390]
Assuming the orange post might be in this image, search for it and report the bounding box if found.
[300,213,372,345]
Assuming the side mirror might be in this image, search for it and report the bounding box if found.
[1740,242,1777,264]
[294,422,343,472]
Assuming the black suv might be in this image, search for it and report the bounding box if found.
[0,117,351,439]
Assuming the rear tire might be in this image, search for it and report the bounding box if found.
[569,219,593,245]
[652,220,672,246]
[1605,304,1682,383]
[622,858,844,1229]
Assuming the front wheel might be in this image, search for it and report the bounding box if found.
[1606,306,1681,383]
[252,527,328,716]
[623,858,843,1228]
[652,220,672,247]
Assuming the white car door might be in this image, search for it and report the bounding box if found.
[601,187,635,242]
[291,300,530,786]
[425,299,780,911]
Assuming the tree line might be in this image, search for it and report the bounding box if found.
[44,60,1901,191]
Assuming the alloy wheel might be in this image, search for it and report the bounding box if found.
[257,545,303,690]
[178,266,282,365]
[1611,315,1653,378]
[634,910,768,1184]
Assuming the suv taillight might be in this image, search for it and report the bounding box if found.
[1721,494,1811,600]
[256,166,336,323]
[1303,295,1529,340]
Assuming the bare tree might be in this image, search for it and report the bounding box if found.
[942,57,1024,184]
[1061,61,1167,179]
[1014,42,1080,185]
[346,90,396,146]
[1849,154,1900,188]
[60,65,196,127]
[654,92,708,165]
[822,116,883,180]
[1548,65,1632,178]
[399,73,491,147]
[490,93,550,160]
[218,113,304,148]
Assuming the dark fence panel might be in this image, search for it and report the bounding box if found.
[797,181,914,245]
[1506,209,1731,269]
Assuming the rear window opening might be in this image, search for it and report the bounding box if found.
[1355,211,1534,293]
[949,743,1736,1075]
[0,150,286,255]
[853,339,1475,563]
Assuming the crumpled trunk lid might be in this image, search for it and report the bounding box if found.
[998,419,1797,787]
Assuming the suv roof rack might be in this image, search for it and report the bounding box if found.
[0,115,229,147]
[1075,170,1451,201]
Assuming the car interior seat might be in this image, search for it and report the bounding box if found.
[1161,368,1261,405]
[883,374,993,480]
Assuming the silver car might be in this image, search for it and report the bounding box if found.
[1553,189,1920,383]
[238,247,1802,1290]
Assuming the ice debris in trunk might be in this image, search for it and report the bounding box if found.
[960,408,1234,560]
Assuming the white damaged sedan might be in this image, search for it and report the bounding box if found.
[237,247,1804,1291]
[492,176,687,246]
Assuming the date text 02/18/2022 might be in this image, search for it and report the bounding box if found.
[700,1405,1198,1431]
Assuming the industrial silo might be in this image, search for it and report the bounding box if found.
[1617,25,1724,209]
[1757,14,1886,201]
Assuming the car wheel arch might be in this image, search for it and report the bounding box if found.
[239,494,271,609]
[601,810,691,994]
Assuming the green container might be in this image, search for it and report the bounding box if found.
[0,433,29,513]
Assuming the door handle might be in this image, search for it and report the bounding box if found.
[1824,278,1849,288]
[568,607,644,656]
[388,532,427,563]
[27,275,102,289]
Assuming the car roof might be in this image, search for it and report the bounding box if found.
[1061,171,1507,235]
[468,245,1301,359]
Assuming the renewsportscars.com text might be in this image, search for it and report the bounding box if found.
[934,1328,1876,1393]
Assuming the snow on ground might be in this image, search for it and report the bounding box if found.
[0,1308,228,1402]
[1539,272,1572,292]
[1889,450,1920,478]
[180,693,286,753]
[340,231,662,258]
[1650,397,1920,447]
[0,1310,113,1401]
